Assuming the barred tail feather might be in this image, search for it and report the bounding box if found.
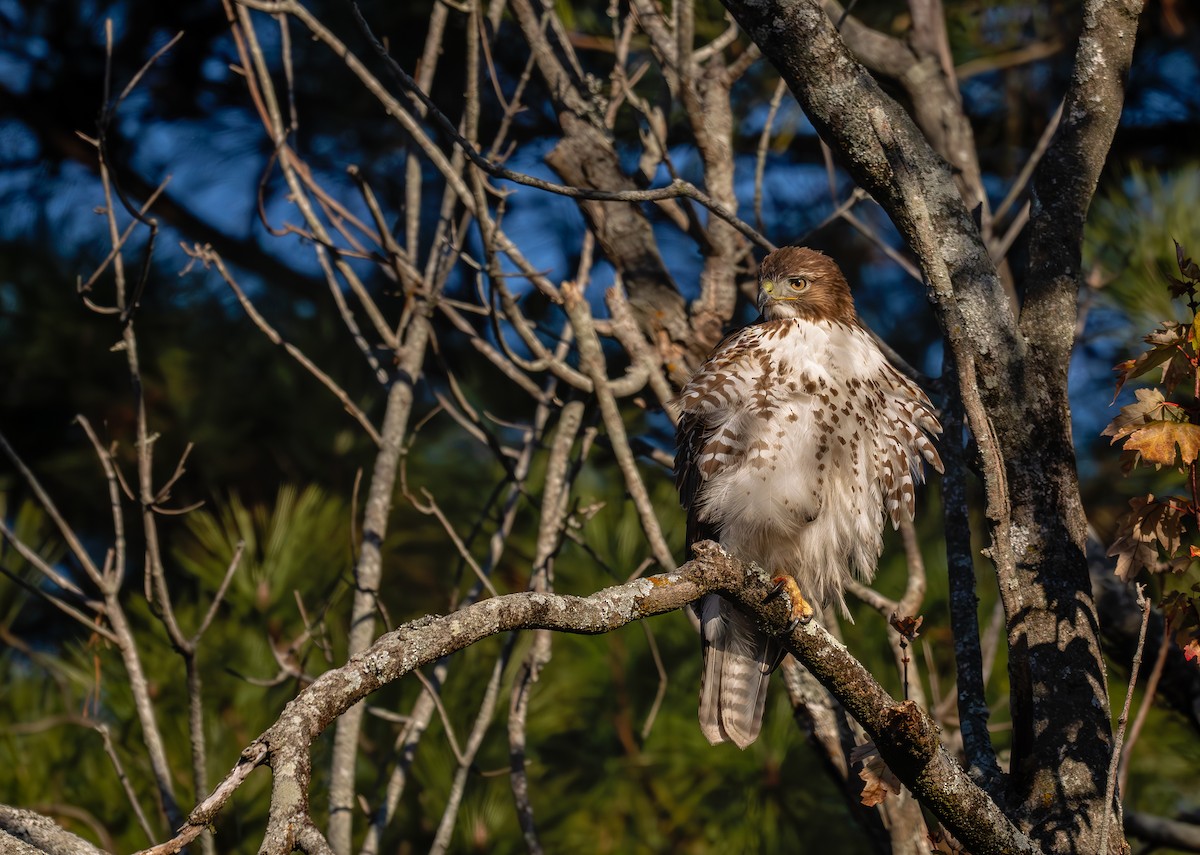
[698,595,777,749]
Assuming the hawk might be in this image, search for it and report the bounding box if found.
[674,247,943,748]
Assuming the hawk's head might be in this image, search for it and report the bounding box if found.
[756,247,858,323]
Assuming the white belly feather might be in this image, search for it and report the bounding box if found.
[677,318,938,612]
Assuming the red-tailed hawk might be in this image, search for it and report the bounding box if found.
[675,247,943,748]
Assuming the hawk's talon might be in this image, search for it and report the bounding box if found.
[768,574,814,630]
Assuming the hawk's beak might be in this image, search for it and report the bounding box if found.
[758,279,774,313]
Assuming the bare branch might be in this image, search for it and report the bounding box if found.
[754,78,788,235]
[563,281,674,570]
[1118,626,1169,795]
[0,430,105,587]
[1124,811,1200,852]
[410,488,501,599]
[941,360,1003,795]
[190,542,245,645]
[506,399,581,853]
[95,722,157,844]
[74,417,126,589]
[327,311,431,850]
[1100,585,1151,855]
[0,805,109,855]
[246,0,771,256]
[429,643,512,854]
[140,544,1039,855]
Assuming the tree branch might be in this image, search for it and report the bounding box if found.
[942,354,1004,797]
[1124,810,1200,852]
[139,543,1039,855]
[1023,0,1145,351]
[0,805,109,855]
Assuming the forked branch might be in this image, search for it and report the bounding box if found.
[139,543,1039,855]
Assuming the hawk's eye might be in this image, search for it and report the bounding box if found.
[789,277,809,291]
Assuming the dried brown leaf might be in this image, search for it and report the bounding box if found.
[1111,324,1186,401]
[1123,420,1200,468]
[1160,348,1195,395]
[1177,239,1200,281]
[889,612,923,642]
[1106,494,1188,580]
[1135,497,1185,556]
[1108,535,1158,582]
[1167,274,1194,299]
[1168,555,1196,574]
[851,740,901,807]
[1103,388,1169,441]
[1163,586,1200,664]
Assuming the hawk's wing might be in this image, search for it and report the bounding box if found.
[674,326,752,549]
[873,366,945,527]
[675,409,720,550]
[676,342,781,749]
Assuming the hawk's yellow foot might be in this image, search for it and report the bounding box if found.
[767,574,814,630]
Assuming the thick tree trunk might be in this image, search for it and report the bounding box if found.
[720,0,1144,848]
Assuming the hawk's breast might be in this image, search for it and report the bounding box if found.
[676,318,939,610]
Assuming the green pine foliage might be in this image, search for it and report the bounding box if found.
[1086,164,1200,326]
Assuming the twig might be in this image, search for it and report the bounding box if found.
[639,621,669,739]
[754,78,789,234]
[507,627,549,855]
[428,639,514,855]
[74,417,127,591]
[191,542,245,645]
[239,0,774,250]
[96,722,157,843]
[990,200,1031,265]
[993,99,1064,224]
[839,209,924,284]
[412,668,466,765]
[411,488,500,599]
[0,430,105,587]
[94,86,187,832]
[1118,627,1170,796]
[0,562,115,644]
[1100,584,1152,855]
[562,281,675,571]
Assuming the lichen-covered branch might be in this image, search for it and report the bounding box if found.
[0,806,109,855]
[139,543,1037,855]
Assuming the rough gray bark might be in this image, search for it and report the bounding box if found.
[0,807,109,855]
[1004,2,1144,845]
[818,0,989,221]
